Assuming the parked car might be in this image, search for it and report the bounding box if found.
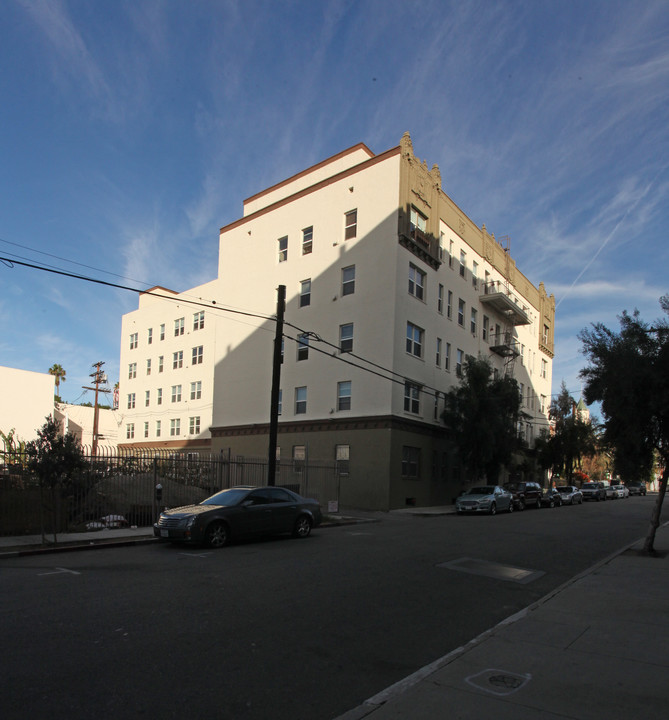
[154,485,322,548]
[556,486,583,505]
[538,488,563,508]
[628,481,647,496]
[581,482,607,501]
[610,484,629,498]
[455,486,514,515]
[503,481,542,510]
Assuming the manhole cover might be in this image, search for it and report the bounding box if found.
[465,668,531,696]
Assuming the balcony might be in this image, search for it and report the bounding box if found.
[480,281,531,325]
[489,331,520,358]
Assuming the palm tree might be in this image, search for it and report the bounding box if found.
[48,364,66,399]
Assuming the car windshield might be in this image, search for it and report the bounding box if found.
[582,484,597,489]
[556,486,571,492]
[468,486,495,495]
[201,488,251,506]
[504,484,523,491]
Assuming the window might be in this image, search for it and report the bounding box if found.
[302,226,313,255]
[192,346,203,365]
[459,250,466,278]
[408,264,426,300]
[541,358,548,379]
[337,381,352,411]
[543,324,550,345]
[541,395,547,414]
[406,322,424,358]
[126,423,135,440]
[145,390,150,407]
[190,381,202,400]
[401,446,420,478]
[129,332,138,349]
[160,324,165,341]
[128,363,137,379]
[482,315,489,342]
[470,308,477,335]
[410,206,427,237]
[447,290,453,319]
[147,328,153,345]
[189,416,201,435]
[156,420,161,437]
[299,279,311,307]
[173,351,183,369]
[335,445,350,475]
[146,359,151,375]
[449,239,454,269]
[157,388,163,405]
[434,392,440,420]
[295,386,307,414]
[445,342,451,371]
[158,356,164,373]
[344,209,357,240]
[174,317,185,336]
[404,381,421,414]
[170,419,180,437]
[456,349,464,377]
[193,311,205,331]
[438,284,444,314]
[171,385,182,403]
[472,261,479,288]
[127,393,135,409]
[144,422,149,439]
[436,338,442,367]
[342,265,355,296]
[278,235,288,262]
[340,323,353,353]
[297,333,309,361]
[458,299,465,327]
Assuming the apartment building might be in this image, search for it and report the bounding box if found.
[119,133,555,510]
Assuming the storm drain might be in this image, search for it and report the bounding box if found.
[436,557,544,584]
[465,668,532,696]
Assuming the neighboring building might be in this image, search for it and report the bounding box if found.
[0,365,55,443]
[119,133,555,509]
[54,403,120,451]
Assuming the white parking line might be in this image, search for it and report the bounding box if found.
[37,567,81,576]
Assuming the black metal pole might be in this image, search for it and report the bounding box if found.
[267,285,285,485]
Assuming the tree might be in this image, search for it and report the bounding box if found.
[536,382,598,483]
[48,363,67,401]
[441,355,525,486]
[25,415,87,543]
[579,298,669,552]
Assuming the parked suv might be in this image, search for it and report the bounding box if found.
[628,481,647,496]
[503,481,542,510]
[581,482,607,501]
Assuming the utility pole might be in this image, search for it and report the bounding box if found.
[82,361,109,457]
[267,285,286,486]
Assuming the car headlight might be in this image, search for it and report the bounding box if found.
[179,515,196,529]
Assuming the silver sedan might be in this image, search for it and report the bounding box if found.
[455,485,514,515]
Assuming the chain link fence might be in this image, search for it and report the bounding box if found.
[0,448,340,538]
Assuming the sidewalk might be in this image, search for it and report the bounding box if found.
[336,521,669,720]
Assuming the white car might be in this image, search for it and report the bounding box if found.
[611,484,628,498]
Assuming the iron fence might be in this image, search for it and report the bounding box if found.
[0,449,340,538]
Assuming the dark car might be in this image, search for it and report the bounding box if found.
[503,481,542,510]
[628,481,647,496]
[581,482,607,501]
[154,485,322,548]
[538,488,563,508]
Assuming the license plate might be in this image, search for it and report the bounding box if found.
[160,529,169,538]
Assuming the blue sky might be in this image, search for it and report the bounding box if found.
[1,0,668,411]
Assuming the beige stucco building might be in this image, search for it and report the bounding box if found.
[118,133,555,509]
[0,365,55,444]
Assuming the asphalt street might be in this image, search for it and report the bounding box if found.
[0,495,658,720]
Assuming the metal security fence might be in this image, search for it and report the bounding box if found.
[0,449,340,538]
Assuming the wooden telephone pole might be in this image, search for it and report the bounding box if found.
[82,361,110,457]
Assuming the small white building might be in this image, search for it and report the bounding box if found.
[119,133,555,509]
[0,365,55,444]
[55,403,120,451]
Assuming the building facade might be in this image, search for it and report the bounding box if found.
[119,133,555,509]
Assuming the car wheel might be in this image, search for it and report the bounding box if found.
[489,502,497,516]
[293,515,312,538]
[508,501,514,513]
[205,521,229,548]
[548,499,555,508]
[518,500,525,511]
